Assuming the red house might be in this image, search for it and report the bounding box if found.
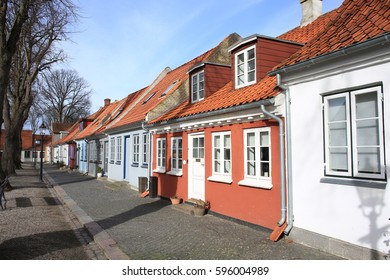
[146,9,337,230]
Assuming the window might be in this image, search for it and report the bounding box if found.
[208,132,232,183]
[323,85,385,180]
[142,133,149,165]
[155,138,166,172]
[239,127,271,189]
[110,137,115,162]
[116,136,122,163]
[170,137,183,174]
[24,151,31,158]
[142,92,156,104]
[161,80,178,97]
[235,46,256,88]
[191,71,204,103]
[133,134,140,164]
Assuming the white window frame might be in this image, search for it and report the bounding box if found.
[208,131,232,184]
[110,137,115,162]
[133,134,140,164]
[239,127,272,189]
[142,133,149,166]
[154,138,166,173]
[116,136,122,163]
[235,45,256,89]
[191,70,204,103]
[323,85,385,180]
[168,137,183,176]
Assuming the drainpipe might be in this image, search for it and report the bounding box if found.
[260,103,286,227]
[276,74,294,234]
[142,121,151,189]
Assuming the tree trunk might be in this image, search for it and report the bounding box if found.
[2,127,21,175]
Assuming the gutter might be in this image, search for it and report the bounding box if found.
[146,99,275,129]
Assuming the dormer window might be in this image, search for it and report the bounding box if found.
[235,46,256,88]
[191,71,204,103]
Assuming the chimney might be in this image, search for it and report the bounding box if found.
[300,0,322,27]
[104,98,111,106]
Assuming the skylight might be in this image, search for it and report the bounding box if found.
[160,80,178,97]
[143,92,157,104]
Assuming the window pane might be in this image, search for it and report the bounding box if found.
[193,138,198,148]
[355,92,378,119]
[260,131,269,146]
[247,162,256,176]
[214,135,220,147]
[329,147,348,172]
[224,148,231,160]
[248,71,255,82]
[248,59,255,71]
[260,147,269,161]
[224,135,230,147]
[214,160,220,172]
[199,148,204,159]
[247,133,255,146]
[214,148,220,160]
[224,160,231,173]
[193,148,198,158]
[237,53,244,64]
[357,147,380,174]
[199,137,204,148]
[329,122,348,146]
[247,147,255,161]
[356,119,379,146]
[199,72,204,81]
[261,163,270,177]
[238,75,245,85]
[328,97,346,122]
[248,48,255,60]
[238,64,244,75]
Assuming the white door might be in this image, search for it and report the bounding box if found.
[188,133,205,200]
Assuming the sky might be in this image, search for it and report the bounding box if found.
[60,0,344,112]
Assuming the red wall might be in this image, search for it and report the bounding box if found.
[152,119,283,230]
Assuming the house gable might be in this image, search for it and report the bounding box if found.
[229,35,302,88]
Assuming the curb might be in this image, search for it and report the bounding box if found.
[43,170,130,260]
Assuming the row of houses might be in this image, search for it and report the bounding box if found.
[48,0,390,259]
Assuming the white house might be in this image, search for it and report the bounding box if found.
[270,0,390,259]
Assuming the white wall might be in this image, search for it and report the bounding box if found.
[287,58,390,255]
[107,129,149,190]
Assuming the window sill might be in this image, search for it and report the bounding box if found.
[320,177,387,189]
[207,175,232,184]
[167,170,183,177]
[115,161,121,165]
[238,179,272,189]
[141,164,148,169]
[131,163,139,167]
[153,168,166,174]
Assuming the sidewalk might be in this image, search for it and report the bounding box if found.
[43,164,343,260]
[0,164,106,260]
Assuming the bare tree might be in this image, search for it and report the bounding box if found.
[0,0,31,178]
[39,69,92,124]
[1,0,79,174]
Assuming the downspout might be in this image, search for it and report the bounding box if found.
[142,121,151,189]
[276,74,294,234]
[260,103,286,227]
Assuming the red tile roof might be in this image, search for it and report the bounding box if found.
[148,8,339,124]
[51,122,73,133]
[275,0,390,69]
[278,9,338,43]
[107,44,221,131]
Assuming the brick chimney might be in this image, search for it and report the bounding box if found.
[104,98,111,106]
[300,0,322,27]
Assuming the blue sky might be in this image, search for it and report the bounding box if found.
[60,0,343,112]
